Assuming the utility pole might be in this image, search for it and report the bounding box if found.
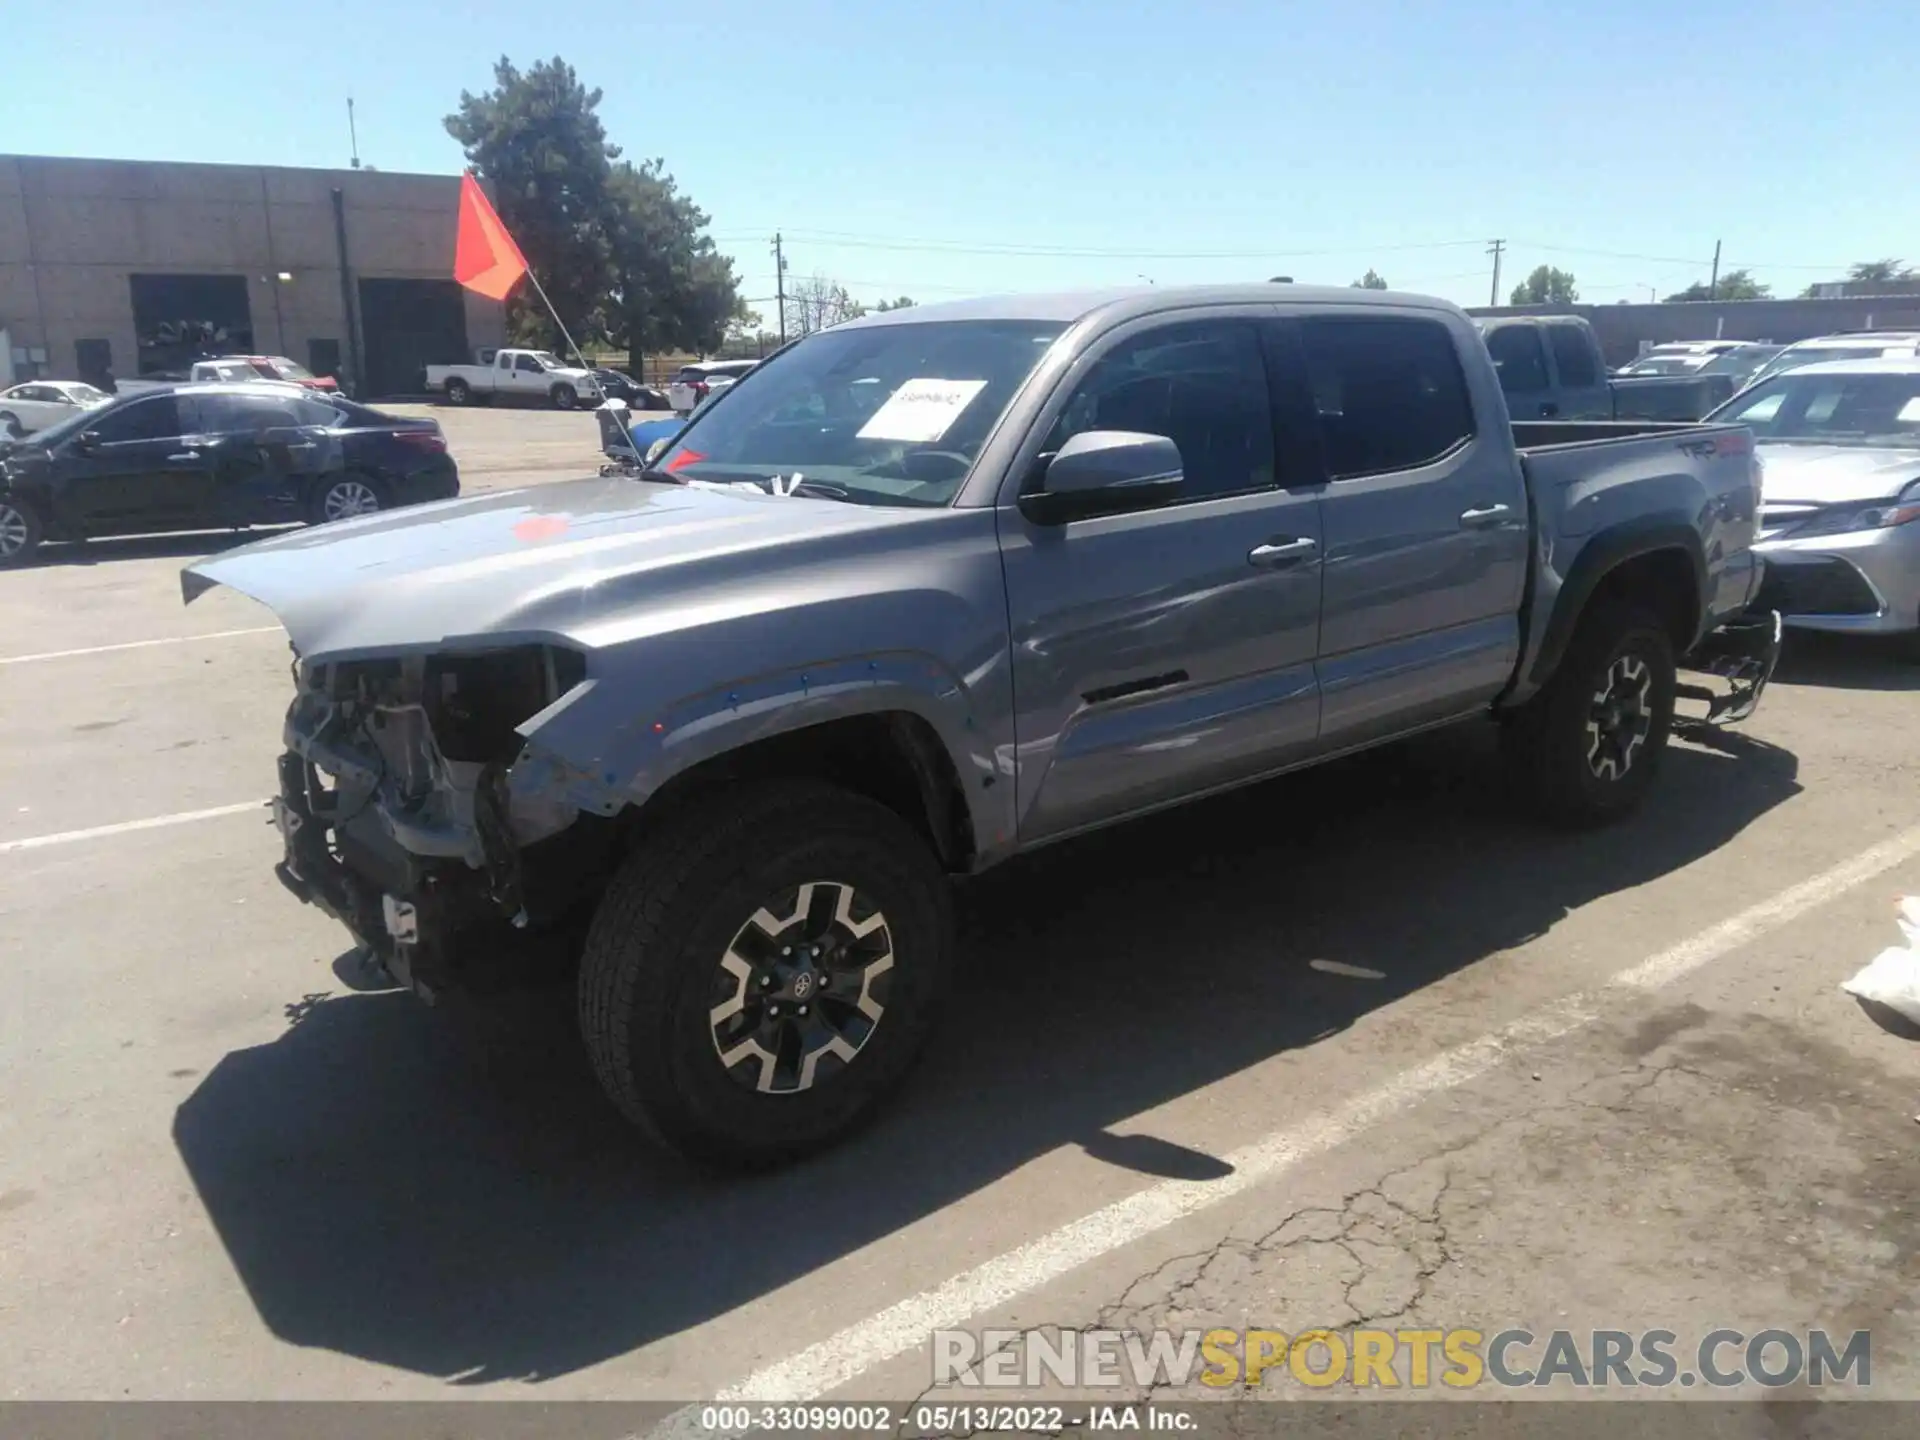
[1487,239,1506,306]
[772,233,787,346]
[347,97,361,170]
[1708,239,1722,300]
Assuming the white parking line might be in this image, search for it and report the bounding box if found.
[657,821,1920,1422]
[0,801,267,854]
[0,627,283,666]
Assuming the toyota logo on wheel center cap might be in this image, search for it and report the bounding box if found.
[791,972,816,1000]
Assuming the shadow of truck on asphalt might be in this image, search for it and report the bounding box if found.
[172,720,1801,1384]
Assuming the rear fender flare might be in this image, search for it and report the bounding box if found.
[1525,520,1707,689]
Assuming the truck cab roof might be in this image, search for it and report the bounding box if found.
[835,283,1468,332]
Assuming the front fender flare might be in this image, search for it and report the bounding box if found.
[507,649,997,848]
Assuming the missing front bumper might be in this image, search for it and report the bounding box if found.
[271,750,595,1000]
[1676,609,1782,726]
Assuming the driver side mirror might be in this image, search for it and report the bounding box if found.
[74,430,103,454]
[1017,429,1183,525]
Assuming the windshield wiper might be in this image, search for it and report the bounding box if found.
[784,478,852,500]
[635,466,685,484]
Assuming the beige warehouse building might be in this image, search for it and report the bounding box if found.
[0,153,507,398]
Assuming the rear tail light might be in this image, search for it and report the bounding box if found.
[693,381,710,398]
[394,430,447,453]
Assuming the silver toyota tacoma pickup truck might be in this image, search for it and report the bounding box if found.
[182,284,1781,1168]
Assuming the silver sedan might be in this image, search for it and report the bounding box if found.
[1708,357,1920,656]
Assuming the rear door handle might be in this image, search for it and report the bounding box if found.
[1459,503,1514,529]
[167,451,201,462]
[1248,536,1318,568]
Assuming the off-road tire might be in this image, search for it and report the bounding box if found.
[579,779,954,1170]
[1504,600,1677,828]
[0,496,44,568]
[550,383,579,410]
[444,378,472,406]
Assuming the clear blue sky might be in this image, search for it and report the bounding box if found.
[4,0,1914,316]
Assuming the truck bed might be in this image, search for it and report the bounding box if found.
[1511,418,1762,675]
[1609,372,1738,421]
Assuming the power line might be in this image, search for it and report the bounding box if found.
[713,230,1491,261]
[717,226,1882,276]
[738,272,980,295]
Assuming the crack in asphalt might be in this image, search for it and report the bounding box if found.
[901,1031,1762,1421]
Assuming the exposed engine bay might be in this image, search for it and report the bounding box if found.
[272,644,618,996]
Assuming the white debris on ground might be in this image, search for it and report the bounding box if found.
[1842,897,1920,1026]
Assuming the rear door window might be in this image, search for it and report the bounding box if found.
[1299,316,1477,479]
[188,392,333,434]
[1545,325,1599,387]
[1483,325,1549,395]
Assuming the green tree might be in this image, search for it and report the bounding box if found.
[873,296,917,312]
[1663,270,1770,302]
[603,159,744,366]
[1509,265,1578,305]
[1849,259,1912,285]
[445,56,620,351]
[1351,269,1388,290]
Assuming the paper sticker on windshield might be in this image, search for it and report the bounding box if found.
[855,378,989,443]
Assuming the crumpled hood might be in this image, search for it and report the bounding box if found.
[1757,443,1920,505]
[182,475,920,661]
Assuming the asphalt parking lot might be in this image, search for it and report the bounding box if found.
[4,407,1920,1405]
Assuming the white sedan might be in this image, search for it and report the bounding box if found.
[0,380,113,437]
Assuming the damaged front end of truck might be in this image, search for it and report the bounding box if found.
[270,642,631,1000]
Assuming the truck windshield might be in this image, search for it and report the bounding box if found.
[1711,371,1920,446]
[528,352,562,370]
[653,319,1069,506]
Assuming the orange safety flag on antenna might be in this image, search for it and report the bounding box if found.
[453,172,529,301]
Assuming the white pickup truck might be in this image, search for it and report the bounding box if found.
[423,348,602,410]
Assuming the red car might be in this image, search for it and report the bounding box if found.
[190,355,339,392]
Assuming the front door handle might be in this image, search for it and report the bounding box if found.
[167,451,201,462]
[1459,503,1514,529]
[1248,536,1318,568]
[1539,401,1560,417]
